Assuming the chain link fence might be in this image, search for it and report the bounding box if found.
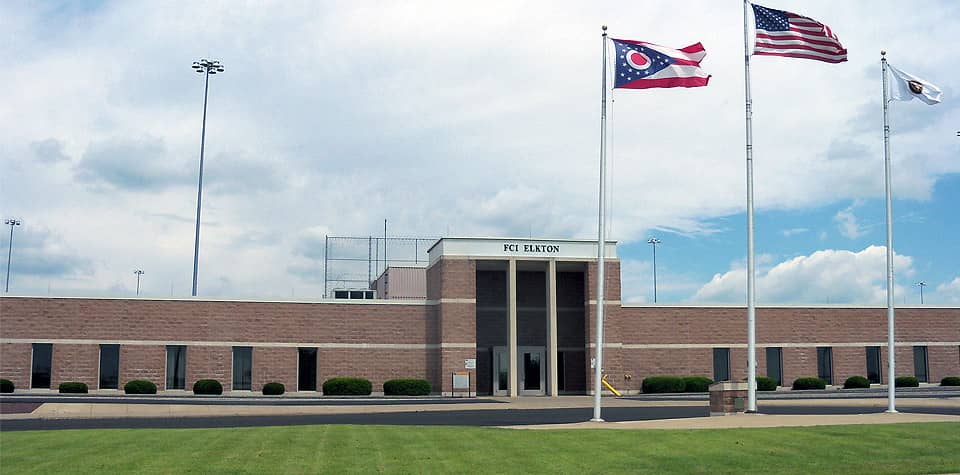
[323,236,438,298]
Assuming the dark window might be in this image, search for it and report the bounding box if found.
[298,348,318,391]
[713,348,730,382]
[31,343,53,389]
[765,347,782,386]
[913,346,928,383]
[99,344,120,390]
[233,347,252,391]
[166,345,186,390]
[817,347,833,385]
[866,346,882,384]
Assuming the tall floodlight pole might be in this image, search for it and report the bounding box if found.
[190,59,224,297]
[134,269,145,296]
[647,238,661,303]
[916,281,926,304]
[4,218,21,293]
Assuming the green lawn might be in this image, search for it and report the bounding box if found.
[1,423,958,474]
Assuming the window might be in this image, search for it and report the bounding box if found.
[765,347,783,386]
[713,348,730,382]
[298,348,318,391]
[99,344,120,390]
[913,346,929,383]
[233,346,252,391]
[31,343,53,389]
[866,346,882,384]
[817,347,833,385]
[166,345,186,390]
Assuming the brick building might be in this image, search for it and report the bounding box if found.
[1,237,957,396]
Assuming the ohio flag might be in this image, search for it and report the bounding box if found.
[612,38,710,89]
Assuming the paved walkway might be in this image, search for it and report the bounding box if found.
[2,394,958,431]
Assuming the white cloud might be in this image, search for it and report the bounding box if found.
[692,246,915,305]
[936,277,960,305]
[833,204,863,239]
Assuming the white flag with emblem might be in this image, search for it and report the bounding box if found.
[888,64,942,105]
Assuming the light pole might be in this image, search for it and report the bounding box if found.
[134,269,145,296]
[647,238,661,303]
[916,281,926,305]
[4,218,21,293]
[190,59,224,297]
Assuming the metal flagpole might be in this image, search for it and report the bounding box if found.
[591,25,609,423]
[743,0,758,413]
[881,51,897,413]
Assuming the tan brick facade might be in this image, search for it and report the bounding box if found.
[1,253,958,395]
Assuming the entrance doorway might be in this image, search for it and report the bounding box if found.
[492,346,546,396]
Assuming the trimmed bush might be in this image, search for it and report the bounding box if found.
[844,376,871,389]
[322,377,372,396]
[792,377,827,390]
[940,376,960,386]
[756,376,778,391]
[384,379,431,396]
[641,376,686,394]
[58,382,88,393]
[192,379,223,395]
[0,379,14,393]
[895,376,919,388]
[124,379,157,394]
[681,376,713,393]
[262,382,286,395]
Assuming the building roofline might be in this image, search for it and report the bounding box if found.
[426,236,618,253]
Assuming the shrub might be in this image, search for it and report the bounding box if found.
[681,376,713,393]
[756,376,778,391]
[124,379,157,394]
[0,379,14,393]
[322,377,372,396]
[383,378,431,396]
[895,376,919,388]
[843,376,871,389]
[192,379,223,395]
[262,382,286,395]
[641,376,686,394]
[792,377,827,390]
[940,376,960,387]
[58,382,88,393]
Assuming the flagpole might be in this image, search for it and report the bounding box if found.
[591,25,609,423]
[881,50,897,413]
[743,0,758,413]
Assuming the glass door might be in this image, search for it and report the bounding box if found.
[519,347,545,395]
[493,347,509,396]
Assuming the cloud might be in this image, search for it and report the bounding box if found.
[781,228,809,237]
[936,277,960,304]
[692,246,914,305]
[74,136,191,191]
[30,138,70,163]
[2,226,93,281]
[833,204,863,239]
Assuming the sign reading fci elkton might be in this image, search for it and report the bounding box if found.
[427,237,618,264]
[502,243,561,253]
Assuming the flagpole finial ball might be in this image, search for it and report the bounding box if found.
[881,50,886,56]
[602,25,607,31]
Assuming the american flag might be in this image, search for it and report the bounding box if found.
[752,3,847,63]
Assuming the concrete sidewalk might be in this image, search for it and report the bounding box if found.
[2,395,958,431]
[509,412,960,430]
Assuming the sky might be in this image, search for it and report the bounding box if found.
[1,0,957,305]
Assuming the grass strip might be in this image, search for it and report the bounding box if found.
[1,422,958,474]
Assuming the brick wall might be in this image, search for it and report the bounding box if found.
[0,343,31,389]
[51,344,98,389]
[120,345,165,390]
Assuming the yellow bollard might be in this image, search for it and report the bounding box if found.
[601,373,622,397]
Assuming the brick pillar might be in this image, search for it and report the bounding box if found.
[584,259,622,394]
[427,258,477,396]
